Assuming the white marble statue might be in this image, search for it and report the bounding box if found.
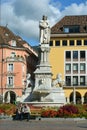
[52,73,64,87]
[39,15,50,44]
[26,73,31,88]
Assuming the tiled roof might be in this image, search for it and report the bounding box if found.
[51,15,87,34]
[0,26,25,48]
[0,26,38,57]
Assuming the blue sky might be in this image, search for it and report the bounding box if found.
[1,0,87,46]
[55,0,86,9]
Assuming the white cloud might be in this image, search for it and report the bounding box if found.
[62,3,87,16]
[13,0,50,20]
[1,0,87,45]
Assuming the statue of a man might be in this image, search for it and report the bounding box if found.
[39,15,50,44]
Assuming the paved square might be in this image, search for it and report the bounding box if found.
[0,119,87,130]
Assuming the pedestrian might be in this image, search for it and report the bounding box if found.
[15,104,21,120]
[20,103,24,120]
[24,104,31,121]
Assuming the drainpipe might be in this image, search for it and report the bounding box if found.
[1,44,4,102]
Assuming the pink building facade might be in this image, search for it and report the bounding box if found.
[0,26,38,103]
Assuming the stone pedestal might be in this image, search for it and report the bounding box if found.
[34,44,52,91]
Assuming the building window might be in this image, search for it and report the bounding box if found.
[64,27,69,33]
[80,63,85,71]
[55,41,60,46]
[66,64,71,73]
[66,51,71,59]
[66,64,71,71]
[70,40,74,46]
[62,40,67,46]
[11,40,16,46]
[66,76,71,86]
[73,51,78,59]
[73,64,78,71]
[80,51,85,59]
[73,76,78,86]
[80,76,85,85]
[7,76,13,86]
[11,52,16,57]
[63,25,80,33]
[8,64,13,71]
[73,64,78,73]
[77,40,81,46]
[80,63,85,73]
[84,40,87,45]
[49,41,53,46]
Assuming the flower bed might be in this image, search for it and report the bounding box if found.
[0,103,87,119]
[41,104,87,118]
[0,103,16,116]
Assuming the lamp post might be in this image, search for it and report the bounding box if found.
[73,85,76,104]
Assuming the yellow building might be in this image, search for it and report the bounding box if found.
[50,15,87,104]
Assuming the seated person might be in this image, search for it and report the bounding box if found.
[24,104,31,121]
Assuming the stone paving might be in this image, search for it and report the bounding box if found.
[0,119,87,130]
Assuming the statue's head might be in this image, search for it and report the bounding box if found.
[42,15,47,20]
[58,73,61,77]
[27,73,30,78]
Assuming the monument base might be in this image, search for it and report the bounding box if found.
[20,87,66,107]
[33,87,66,104]
[22,102,65,107]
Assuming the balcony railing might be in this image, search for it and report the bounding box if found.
[5,71,16,76]
[66,70,71,74]
[80,70,85,74]
[64,83,87,88]
[80,58,85,61]
[5,55,25,62]
[73,70,78,74]
[73,58,78,61]
[66,58,71,61]
[6,84,14,88]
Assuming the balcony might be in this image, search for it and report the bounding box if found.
[73,70,78,74]
[6,84,14,88]
[73,58,78,61]
[66,70,71,74]
[6,71,15,76]
[66,58,71,61]
[80,70,85,74]
[5,55,25,62]
[80,58,85,61]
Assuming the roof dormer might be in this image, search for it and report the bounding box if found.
[11,40,16,46]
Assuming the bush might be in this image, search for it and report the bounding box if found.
[41,104,87,118]
[0,103,16,115]
[56,104,79,118]
[1,103,87,118]
[41,109,57,117]
[76,104,87,118]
